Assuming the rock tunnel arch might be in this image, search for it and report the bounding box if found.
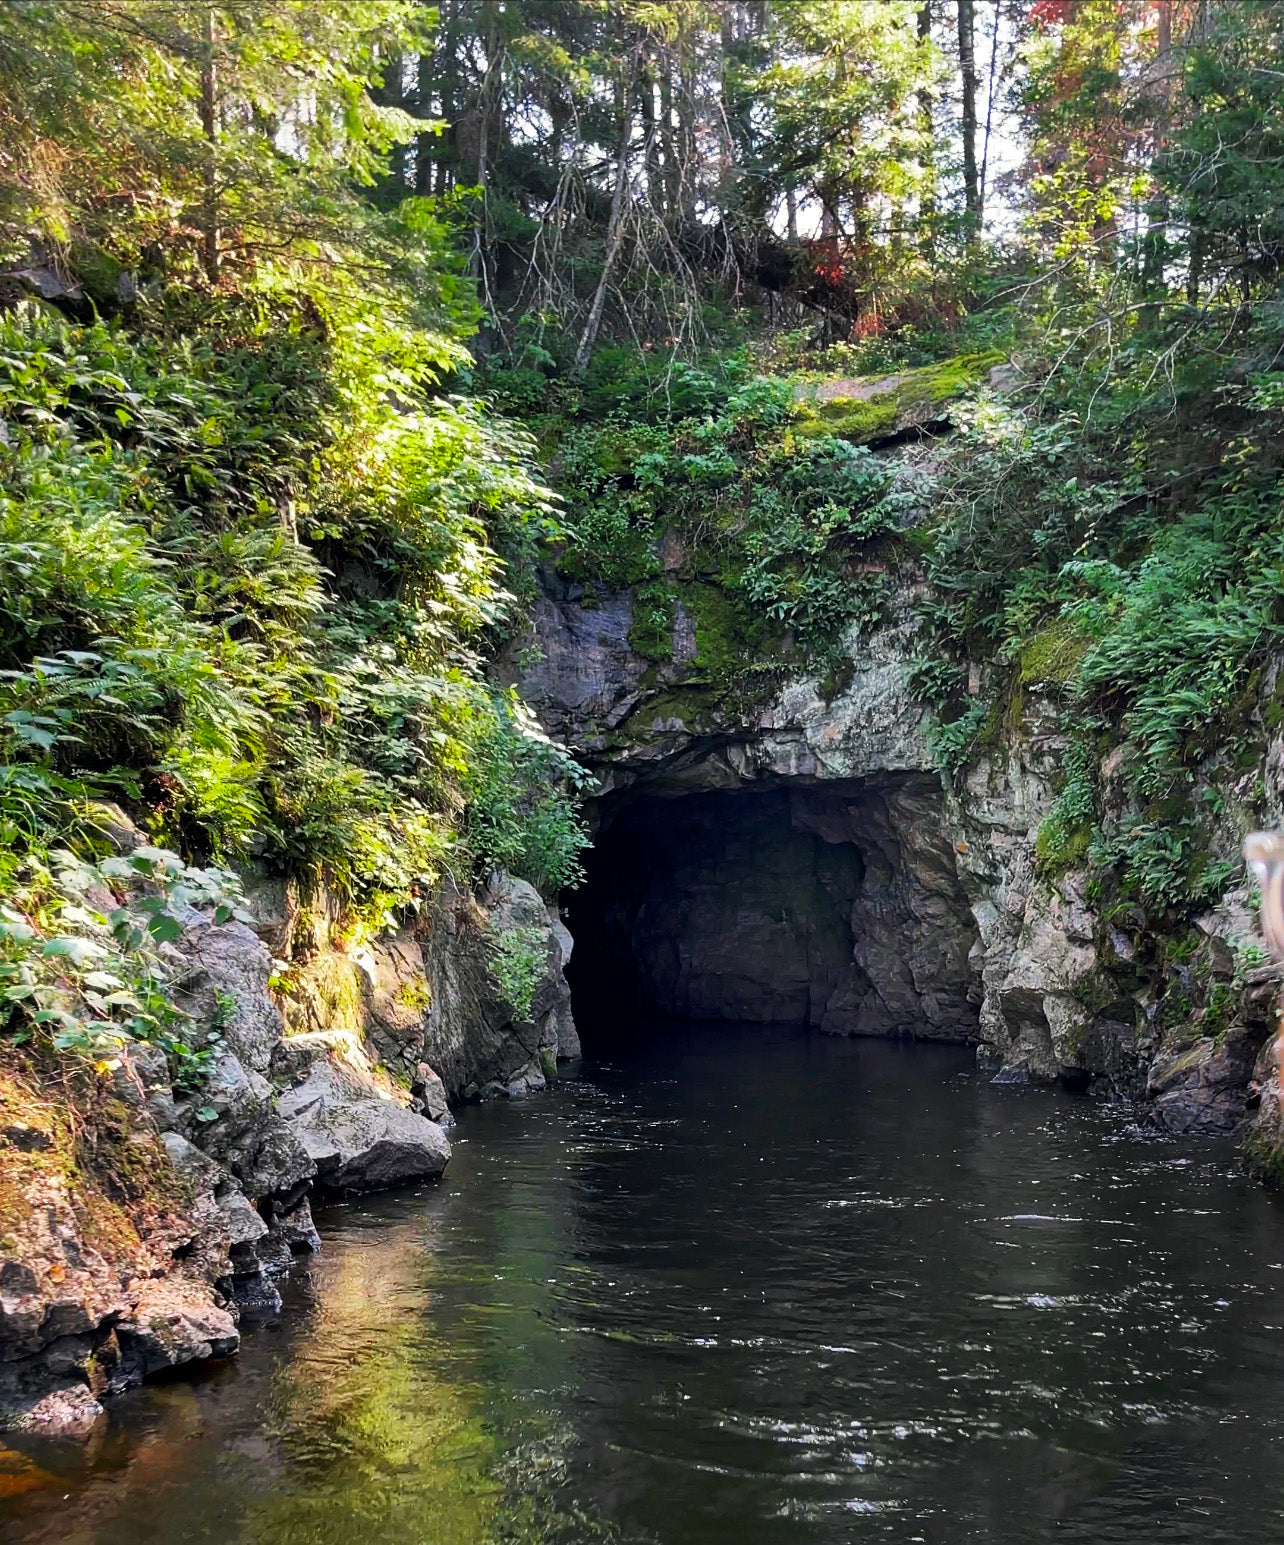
[566,771,981,1051]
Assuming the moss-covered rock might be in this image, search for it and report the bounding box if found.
[793,350,1007,446]
[1018,614,1093,687]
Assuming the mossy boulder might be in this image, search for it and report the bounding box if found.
[793,350,1008,446]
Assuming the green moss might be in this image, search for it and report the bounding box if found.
[623,686,708,735]
[627,578,676,661]
[796,395,900,443]
[70,237,129,309]
[539,1047,557,1081]
[683,580,777,681]
[0,1054,187,1272]
[1200,981,1236,1042]
[818,655,856,702]
[394,975,433,1012]
[283,951,366,1037]
[1035,815,1092,877]
[912,349,1007,402]
[794,350,1007,446]
[1018,615,1093,687]
[1158,985,1194,1036]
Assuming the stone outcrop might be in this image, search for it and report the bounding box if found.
[0,1067,243,1439]
[518,560,1280,1149]
[277,1046,451,1193]
[0,842,577,1434]
[259,872,576,1099]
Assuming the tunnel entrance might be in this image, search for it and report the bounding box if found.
[566,777,980,1052]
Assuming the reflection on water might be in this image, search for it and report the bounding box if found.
[5,1028,1284,1544]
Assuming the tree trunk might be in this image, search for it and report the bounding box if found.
[640,55,662,210]
[574,95,633,375]
[433,0,461,194]
[200,5,219,283]
[472,1,502,284]
[978,0,1002,228]
[717,7,736,189]
[1187,227,1205,306]
[415,41,436,195]
[660,54,678,220]
[676,46,697,227]
[958,0,980,237]
[917,0,935,250]
[376,52,408,188]
[1141,0,1173,291]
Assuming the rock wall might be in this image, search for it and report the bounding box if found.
[516,567,1282,1148]
[0,832,576,1436]
[256,871,577,1100]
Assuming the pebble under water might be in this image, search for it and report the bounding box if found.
[6,1027,1284,1544]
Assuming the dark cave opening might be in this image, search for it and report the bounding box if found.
[565,778,980,1055]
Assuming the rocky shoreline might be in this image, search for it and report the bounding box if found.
[0,812,576,1440]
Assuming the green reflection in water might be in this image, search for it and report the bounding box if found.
[237,1161,628,1545]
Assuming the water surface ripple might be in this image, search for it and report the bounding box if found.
[6,1029,1284,1544]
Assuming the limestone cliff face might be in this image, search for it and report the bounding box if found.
[517,566,1282,1151]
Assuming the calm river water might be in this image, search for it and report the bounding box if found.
[5,1028,1284,1544]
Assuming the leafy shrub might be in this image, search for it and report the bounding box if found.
[0,842,247,1091]
[916,304,1284,920]
[462,692,590,895]
[0,278,590,1084]
[925,700,989,781]
[541,348,909,684]
[1034,736,1098,878]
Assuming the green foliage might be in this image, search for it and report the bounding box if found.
[925,700,989,782]
[509,349,907,686]
[1156,5,1284,302]
[1035,737,1097,879]
[0,298,575,930]
[487,923,548,1024]
[0,842,246,1091]
[910,270,1284,919]
[738,439,898,657]
[462,693,590,896]
[1018,615,1093,687]
[0,0,430,287]
[627,580,677,663]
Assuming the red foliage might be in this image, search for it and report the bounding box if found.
[1029,0,1076,25]
[804,236,851,291]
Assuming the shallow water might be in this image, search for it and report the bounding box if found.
[5,1028,1284,1544]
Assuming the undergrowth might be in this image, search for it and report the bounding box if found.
[0,288,587,1073]
[914,297,1284,924]
[481,350,916,691]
